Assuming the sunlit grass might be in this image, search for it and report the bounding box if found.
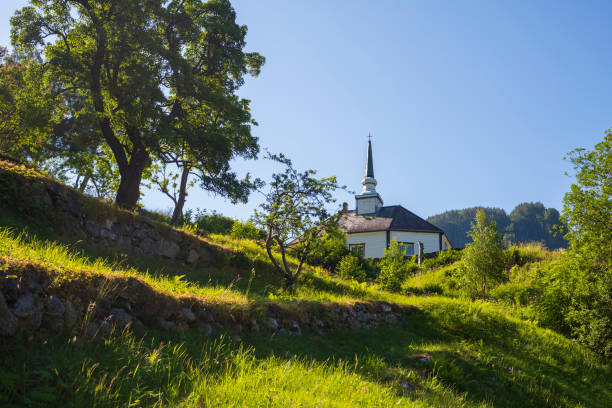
[0,228,248,305]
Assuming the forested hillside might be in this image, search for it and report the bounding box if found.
[428,202,567,249]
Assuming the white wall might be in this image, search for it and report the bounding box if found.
[345,231,387,259]
[355,195,382,215]
[389,231,441,254]
[346,231,445,258]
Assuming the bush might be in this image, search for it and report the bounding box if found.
[304,226,348,272]
[422,249,462,269]
[230,220,265,240]
[192,210,235,235]
[377,240,417,292]
[336,254,366,282]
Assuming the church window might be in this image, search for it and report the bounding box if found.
[349,243,365,257]
[399,242,414,255]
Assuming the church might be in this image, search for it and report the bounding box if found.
[338,140,452,259]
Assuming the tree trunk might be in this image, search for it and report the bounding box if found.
[170,165,190,226]
[115,149,149,209]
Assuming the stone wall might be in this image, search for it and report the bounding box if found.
[0,266,408,340]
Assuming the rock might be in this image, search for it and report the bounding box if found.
[266,318,279,331]
[12,294,34,318]
[99,228,117,241]
[64,300,77,328]
[105,308,133,330]
[289,321,302,336]
[84,220,102,238]
[160,239,180,259]
[28,280,43,293]
[348,318,362,330]
[249,319,260,332]
[233,323,242,334]
[138,238,157,254]
[1,277,19,301]
[168,230,184,244]
[46,296,65,317]
[314,318,326,329]
[277,328,288,336]
[384,314,398,324]
[0,291,18,336]
[159,318,175,330]
[197,308,215,323]
[198,323,213,336]
[186,249,199,264]
[380,303,392,313]
[198,248,212,265]
[181,307,196,322]
[27,306,43,330]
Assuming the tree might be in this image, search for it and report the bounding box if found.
[461,209,506,300]
[376,239,415,292]
[253,157,340,289]
[11,0,264,209]
[0,46,56,164]
[560,130,612,356]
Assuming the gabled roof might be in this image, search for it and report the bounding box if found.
[338,205,444,234]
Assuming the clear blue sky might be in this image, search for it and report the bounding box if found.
[2,0,610,220]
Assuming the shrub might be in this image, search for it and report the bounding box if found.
[422,249,462,269]
[377,240,416,292]
[336,254,366,282]
[231,220,264,240]
[304,225,348,272]
[192,210,235,235]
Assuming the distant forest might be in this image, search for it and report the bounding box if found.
[427,202,568,249]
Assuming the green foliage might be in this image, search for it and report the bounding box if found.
[377,240,418,292]
[230,219,264,240]
[304,223,349,272]
[0,47,56,165]
[253,155,340,288]
[421,249,462,269]
[461,210,506,300]
[336,253,367,282]
[190,209,235,235]
[10,0,264,209]
[427,203,568,249]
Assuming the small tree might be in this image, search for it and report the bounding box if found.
[253,157,339,289]
[377,239,414,292]
[461,209,506,300]
[337,253,367,282]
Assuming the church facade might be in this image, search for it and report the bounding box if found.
[338,140,452,259]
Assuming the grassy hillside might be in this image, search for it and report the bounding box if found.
[0,161,610,407]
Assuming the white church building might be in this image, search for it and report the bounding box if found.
[338,140,452,259]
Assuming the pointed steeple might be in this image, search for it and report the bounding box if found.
[355,136,383,215]
[365,138,374,178]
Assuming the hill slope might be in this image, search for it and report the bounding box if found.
[427,203,568,249]
[0,160,609,407]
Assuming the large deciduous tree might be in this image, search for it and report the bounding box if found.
[11,0,264,209]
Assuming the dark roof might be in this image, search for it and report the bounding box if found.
[365,140,374,178]
[338,205,444,234]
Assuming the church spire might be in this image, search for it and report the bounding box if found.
[355,136,383,215]
[365,137,374,178]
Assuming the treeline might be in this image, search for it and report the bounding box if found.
[427,202,568,249]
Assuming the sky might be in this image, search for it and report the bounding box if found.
[1,0,611,220]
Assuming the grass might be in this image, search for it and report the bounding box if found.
[1,297,609,407]
[1,162,610,407]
